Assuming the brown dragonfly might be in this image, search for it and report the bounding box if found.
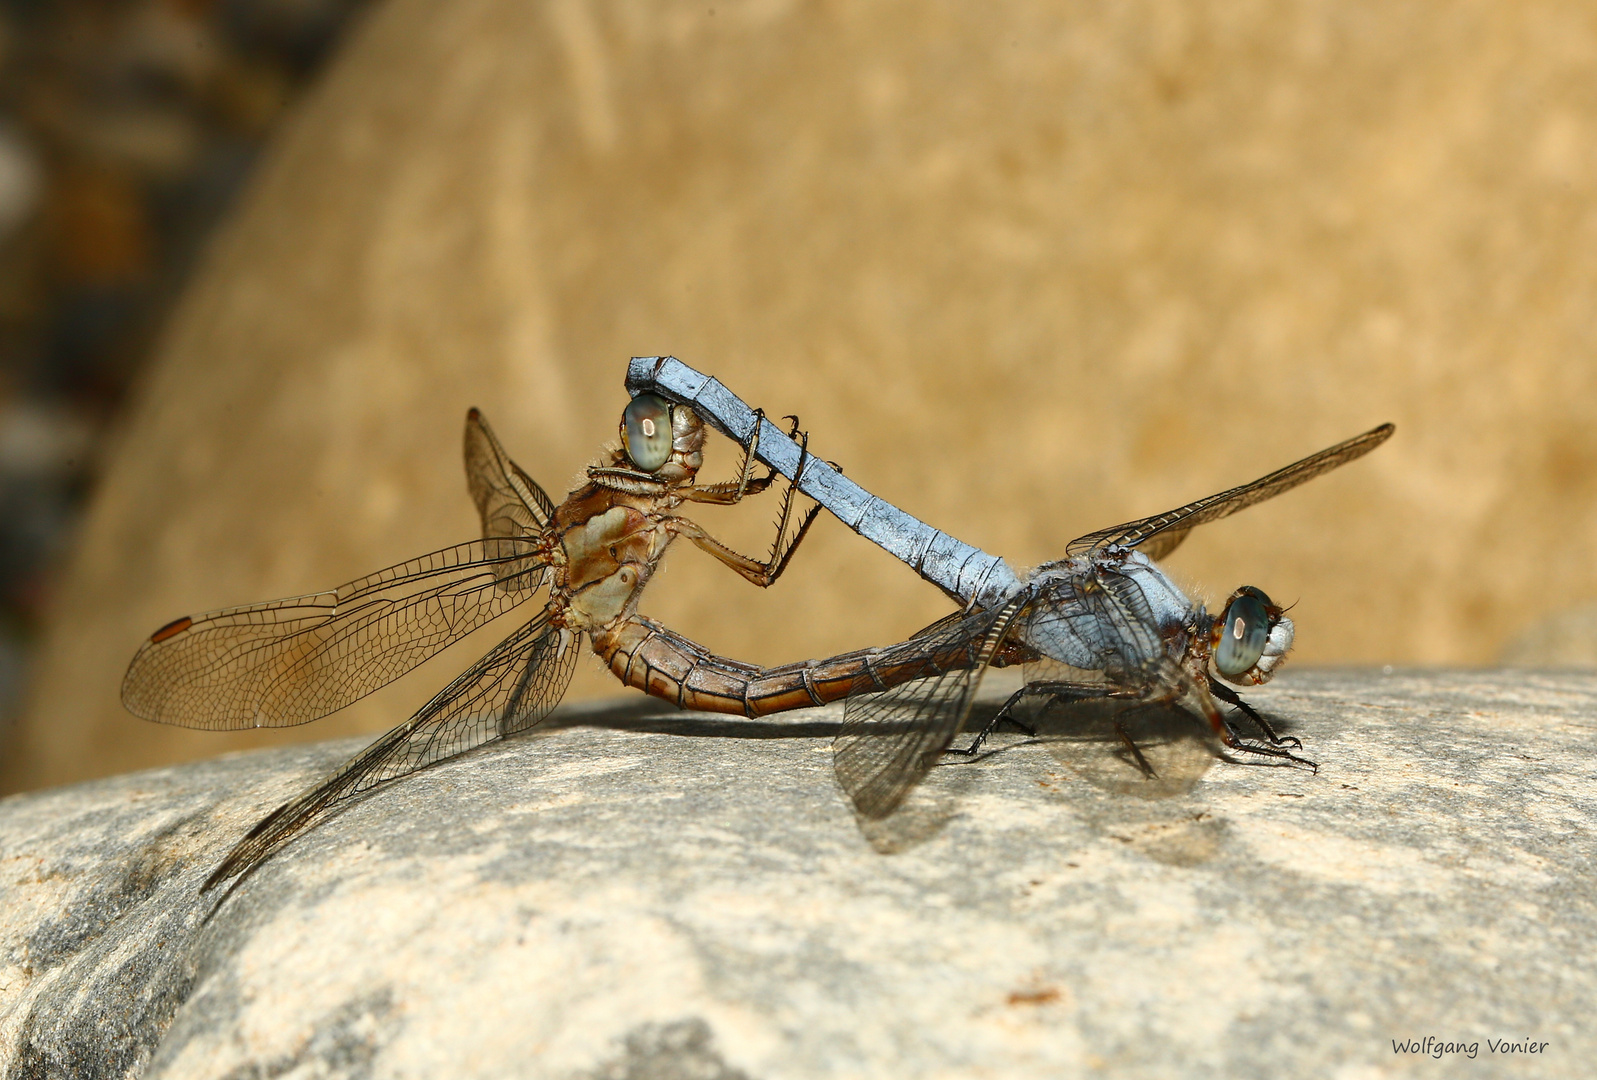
[125,398,842,889]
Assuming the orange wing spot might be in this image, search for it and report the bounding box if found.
[150,616,193,643]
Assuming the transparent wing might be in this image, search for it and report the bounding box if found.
[1021,656,1219,798]
[122,539,549,730]
[204,605,578,889]
[465,408,557,590]
[834,598,1026,819]
[1066,423,1394,556]
[465,407,556,538]
[1016,567,1217,793]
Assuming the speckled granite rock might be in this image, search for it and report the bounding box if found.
[3,670,1594,1078]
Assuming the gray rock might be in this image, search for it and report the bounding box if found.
[2,670,1593,1078]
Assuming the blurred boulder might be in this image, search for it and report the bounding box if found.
[1500,605,1597,668]
[9,0,1597,790]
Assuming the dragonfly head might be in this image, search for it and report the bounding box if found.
[620,393,705,484]
[1209,586,1294,685]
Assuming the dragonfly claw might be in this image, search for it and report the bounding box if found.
[1224,737,1319,772]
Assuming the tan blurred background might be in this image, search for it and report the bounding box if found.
[4,0,1597,793]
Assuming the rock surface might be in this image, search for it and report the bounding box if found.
[2,669,1593,1078]
[13,0,1597,791]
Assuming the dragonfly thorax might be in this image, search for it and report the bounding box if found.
[1019,548,1203,675]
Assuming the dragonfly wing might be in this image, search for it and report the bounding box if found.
[1134,528,1191,562]
[122,539,549,730]
[834,598,1026,819]
[1021,657,1219,798]
[465,407,557,540]
[203,605,578,889]
[1017,565,1219,793]
[1066,423,1393,556]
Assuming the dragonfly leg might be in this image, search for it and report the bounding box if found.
[1206,676,1302,748]
[669,438,821,590]
[1198,682,1317,770]
[1113,719,1159,779]
[730,408,775,500]
[670,503,822,587]
[945,683,1149,760]
[684,411,803,504]
[1221,736,1319,772]
[946,685,1040,757]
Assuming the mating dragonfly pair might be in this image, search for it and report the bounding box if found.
[122,359,1392,888]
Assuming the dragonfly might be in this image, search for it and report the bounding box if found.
[127,369,1390,886]
[625,357,1394,819]
[125,399,839,889]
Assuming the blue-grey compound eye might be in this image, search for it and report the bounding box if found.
[1215,587,1272,677]
[622,394,674,472]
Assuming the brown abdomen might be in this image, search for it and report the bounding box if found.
[590,616,990,718]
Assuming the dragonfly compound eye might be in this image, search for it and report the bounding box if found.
[1214,586,1272,677]
[622,393,675,472]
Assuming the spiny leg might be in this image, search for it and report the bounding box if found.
[730,407,774,500]
[1198,690,1318,770]
[1209,700,1318,769]
[945,684,1041,757]
[673,426,824,587]
[1222,736,1319,772]
[945,680,1139,758]
[1207,675,1301,748]
[759,425,824,582]
[955,674,1319,773]
[687,411,804,503]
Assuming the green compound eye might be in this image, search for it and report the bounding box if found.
[1215,587,1272,677]
[622,394,674,472]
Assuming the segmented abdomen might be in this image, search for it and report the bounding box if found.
[591,615,996,718]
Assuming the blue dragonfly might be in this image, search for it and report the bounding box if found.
[626,357,1393,818]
